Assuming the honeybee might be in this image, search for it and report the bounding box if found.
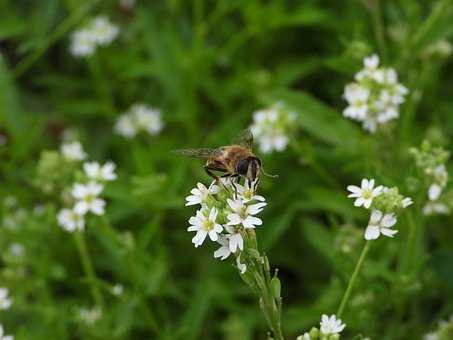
[175,129,276,192]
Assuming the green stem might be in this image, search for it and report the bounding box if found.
[337,240,372,318]
[371,0,387,60]
[74,231,103,307]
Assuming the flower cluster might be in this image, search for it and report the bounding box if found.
[78,307,102,326]
[70,16,119,58]
[424,314,453,340]
[115,104,164,139]
[58,161,117,232]
[185,179,266,273]
[347,179,412,240]
[249,102,297,154]
[343,54,408,133]
[297,314,346,340]
[410,141,451,215]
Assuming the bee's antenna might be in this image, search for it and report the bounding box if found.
[262,169,278,178]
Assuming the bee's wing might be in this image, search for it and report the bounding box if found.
[173,148,217,159]
[232,128,253,150]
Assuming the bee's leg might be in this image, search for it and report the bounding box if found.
[253,177,260,192]
[205,165,230,192]
[227,174,239,199]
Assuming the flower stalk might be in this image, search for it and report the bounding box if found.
[337,240,372,318]
[74,231,103,307]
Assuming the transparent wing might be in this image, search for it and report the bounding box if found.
[232,129,253,150]
[173,148,217,159]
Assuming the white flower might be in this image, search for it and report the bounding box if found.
[185,182,219,206]
[423,201,450,216]
[213,236,231,260]
[320,314,346,335]
[364,54,379,69]
[224,226,244,253]
[115,114,137,138]
[402,197,413,208]
[227,199,266,229]
[61,141,86,161]
[343,84,369,120]
[57,208,85,232]
[236,180,265,202]
[0,325,13,340]
[236,255,247,274]
[0,288,12,310]
[187,208,223,247]
[347,178,383,209]
[72,182,105,215]
[79,307,102,325]
[133,105,164,135]
[84,161,117,181]
[112,284,124,296]
[428,184,442,201]
[249,103,295,154]
[364,210,398,240]
[70,29,96,57]
[9,243,24,257]
[423,332,438,340]
[296,333,311,340]
[90,16,119,46]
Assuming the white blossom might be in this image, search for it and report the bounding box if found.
[187,208,223,247]
[402,197,414,208]
[84,161,117,181]
[112,284,124,296]
[185,182,219,206]
[423,201,450,216]
[115,104,164,138]
[364,209,398,240]
[249,102,296,154]
[72,182,105,216]
[61,141,86,161]
[90,16,119,46]
[236,255,247,274]
[79,307,102,325]
[213,236,231,260]
[0,325,13,340]
[0,288,12,310]
[320,314,346,335]
[57,208,85,232]
[236,180,265,202]
[347,178,383,209]
[70,29,96,57]
[227,199,266,229]
[344,54,408,133]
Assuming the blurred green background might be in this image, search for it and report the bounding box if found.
[1,0,453,339]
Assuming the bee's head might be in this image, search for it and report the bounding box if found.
[236,156,262,182]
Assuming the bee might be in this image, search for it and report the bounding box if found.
[175,129,276,192]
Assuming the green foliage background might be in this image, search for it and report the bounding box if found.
[1,0,453,339]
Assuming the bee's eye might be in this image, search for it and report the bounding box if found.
[236,159,249,176]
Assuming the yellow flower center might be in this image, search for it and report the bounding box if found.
[202,219,214,231]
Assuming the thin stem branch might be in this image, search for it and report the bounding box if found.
[74,231,103,307]
[337,240,372,318]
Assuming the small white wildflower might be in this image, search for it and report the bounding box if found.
[402,197,414,208]
[428,184,442,201]
[0,288,13,310]
[79,307,102,325]
[423,201,450,216]
[8,243,24,258]
[236,180,265,202]
[72,182,105,216]
[347,178,383,209]
[364,209,398,240]
[112,284,124,296]
[115,104,164,138]
[57,208,85,232]
[226,199,266,229]
[187,208,223,247]
[61,141,86,161]
[90,16,119,46]
[236,255,247,274]
[249,103,296,154]
[224,226,244,253]
[296,333,311,340]
[84,161,117,181]
[0,325,13,340]
[213,236,231,260]
[70,29,96,57]
[115,114,137,138]
[185,182,219,206]
[343,84,369,120]
[320,314,346,335]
